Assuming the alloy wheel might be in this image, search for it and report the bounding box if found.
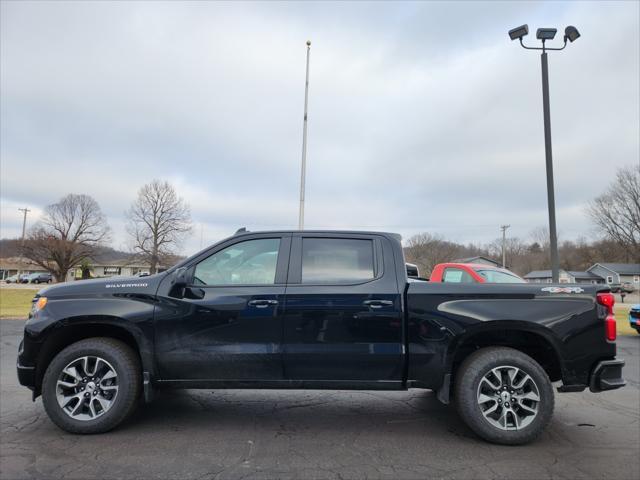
[476,365,540,430]
[55,356,119,421]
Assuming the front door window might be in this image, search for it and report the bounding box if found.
[194,238,280,286]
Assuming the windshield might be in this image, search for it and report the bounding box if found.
[475,269,526,283]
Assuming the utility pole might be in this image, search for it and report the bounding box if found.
[298,40,311,230]
[18,208,31,244]
[500,225,511,268]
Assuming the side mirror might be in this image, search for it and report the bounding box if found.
[172,267,189,289]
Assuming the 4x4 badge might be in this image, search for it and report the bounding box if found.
[541,286,584,294]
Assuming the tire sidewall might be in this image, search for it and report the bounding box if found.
[42,339,139,434]
[455,348,554,445]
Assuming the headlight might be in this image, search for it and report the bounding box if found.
[33,297,48,312]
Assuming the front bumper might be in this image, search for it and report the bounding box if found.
[16,339,35,390]
[17,363,35,391]
[589,359,625,392]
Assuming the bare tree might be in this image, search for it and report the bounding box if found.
[22,194,110,282]
[588,165,640,259]
[486,237,527,270]
[404,233,464,277]
[126,180,192,274]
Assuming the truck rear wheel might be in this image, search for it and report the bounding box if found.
[42,338,141,434]
[454,347,554,445]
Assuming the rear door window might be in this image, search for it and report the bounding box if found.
[301,238,375,284]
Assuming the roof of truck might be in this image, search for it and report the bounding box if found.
[232,229,402,241]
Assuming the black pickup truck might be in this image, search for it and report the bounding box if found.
[17,230,625,444]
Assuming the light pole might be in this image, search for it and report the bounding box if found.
[508,24,580,283]
[500,224,510,268]
[298,40,311,230]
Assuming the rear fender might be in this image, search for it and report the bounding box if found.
[445,320,566,380]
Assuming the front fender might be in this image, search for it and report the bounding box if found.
[23,294,156,392]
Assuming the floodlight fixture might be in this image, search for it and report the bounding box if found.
[508,24,529,41]
[564,26,580,42]
[536,28,557,41]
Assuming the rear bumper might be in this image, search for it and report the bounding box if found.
[589,359,625,392]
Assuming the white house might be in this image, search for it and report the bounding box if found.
[66,260,153,281]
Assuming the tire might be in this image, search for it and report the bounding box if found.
[33,280,39,284]
[42,338,141,434]
[454,347,554,445]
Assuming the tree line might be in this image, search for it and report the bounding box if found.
[6,163,639,282]
[403,229,634,278]
[405,164,639,277]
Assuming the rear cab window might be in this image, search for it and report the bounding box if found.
[442,268,475,283]
[475,269,525,283]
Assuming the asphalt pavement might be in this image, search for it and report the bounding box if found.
[1,319,639,480]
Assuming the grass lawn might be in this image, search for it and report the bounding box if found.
[0,288,36,319]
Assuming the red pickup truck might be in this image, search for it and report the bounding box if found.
[430,263,526,284]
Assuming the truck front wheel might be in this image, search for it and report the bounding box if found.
[41,338,141,434]
[454,347,554,445]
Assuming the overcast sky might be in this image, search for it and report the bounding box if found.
[1,0,639,255]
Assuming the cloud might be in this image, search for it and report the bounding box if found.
[1,0,638,256]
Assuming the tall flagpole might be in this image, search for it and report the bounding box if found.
[298,40,311,230]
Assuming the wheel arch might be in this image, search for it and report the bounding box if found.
[34,316,153,396]
[447,322,565,387]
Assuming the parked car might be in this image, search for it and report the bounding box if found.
[14,274,31,284]
[430,262,526,284]
[27,272,52,284]
[18,230,625,445]
[629,305,640,334]
[4,274,20,283]
[610,282,635,294]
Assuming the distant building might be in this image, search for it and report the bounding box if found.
[523,269,603,284]
[67,259,154,281]
[0,257,47,280]
[0,256,155,282]
[524,263,640,287]
[587,263,640,287]
[454,256,501,267]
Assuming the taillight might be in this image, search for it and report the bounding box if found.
[597,292,616,342]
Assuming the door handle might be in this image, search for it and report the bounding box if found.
[248,299,279,308]
[362,299,394,308]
